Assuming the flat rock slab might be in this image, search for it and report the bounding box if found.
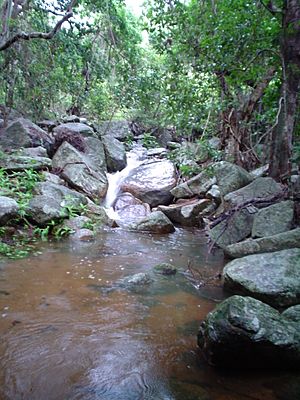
[224,228,300,258]
[0,155,51,171]
[223,248,300,308]
[53,122,95,137]
[121,160,177,207]
[198,295,300,368]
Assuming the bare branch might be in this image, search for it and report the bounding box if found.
[0,1,77,51]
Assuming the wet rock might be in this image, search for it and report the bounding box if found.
[52,141,108,201]
[0,118,52,153]
[224,228,300,258]
[252,200,294,238]
[282,305,300,323]
[146,147,167,158]
[158,199,212,227]
[198,295,300,368]
[120,272,153,288]
[53,122,95,137]
[121,160,177,207]
[114,192,144,210]
[130,211,175,234]
[117,204,151,220]
[72,228,94,241]
[153,263,177,275]
[102,135,127,172]
[223,248,300,308]
[85,201,115,227]
[97,120,131,141]
[0,196,19,225]
[171,161,252,199]
[224,177,283,207]
[209,208,256,248]
[0,154,51,171]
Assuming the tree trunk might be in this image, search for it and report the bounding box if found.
[269,0,300,181]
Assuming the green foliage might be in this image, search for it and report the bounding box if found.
[142,132,159,149]
[0,241,34,259]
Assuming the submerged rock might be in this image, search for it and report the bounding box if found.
[198,295,300,368]
[130,211,175,234]
[224,228,300,258]
[0,196,19,225]
[252,200,294,238]
[223,248,300,308]
[153,263,177,275]
[121,160,177,207]
[72,228,94,241]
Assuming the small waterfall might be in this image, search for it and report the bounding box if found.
[103,147,145,216]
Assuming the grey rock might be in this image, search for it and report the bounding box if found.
[0,196,19,225]
[53,122,95,137]
[146,147,167,158]
[282,305,300,323]
[21,146,48,158]
[171,161,252,199]
[224,177,283,207]
[63,216,92,231]
[158,199,212,227]
[198,295,300,368]
[52,141,108,201]
[84,137,107,171]
[249,164,269,179]
[41,172,65,185]
[130,211,175,234]
[223,248,300,308]
[209,208,256,248]
[85,201,115,227]
[153,263,177,275]
[37,120,57,132]
[206,184,221,203]
[0,154,52,171]
[62,115,80,123]
[120,273,153,288]
[0,118,52,153]
[34,181,88,208]
[252,200,294,238]
[121,160,177,207]
[72,228,94,241]
[102,135,127,172]
[26,195,67,225]
[290,175,300,199]
[224,228,300,258]
[97,120,131,141]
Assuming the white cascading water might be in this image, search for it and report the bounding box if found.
[103,146,145,218]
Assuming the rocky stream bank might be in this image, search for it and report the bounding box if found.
[0,111,299,370]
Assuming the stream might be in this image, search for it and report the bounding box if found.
[0,149,299,400]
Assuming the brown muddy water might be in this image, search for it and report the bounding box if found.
[0,228,299,400]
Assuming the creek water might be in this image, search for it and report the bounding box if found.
[0,149,299,399]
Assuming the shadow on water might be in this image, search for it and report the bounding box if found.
[0,227,299,400]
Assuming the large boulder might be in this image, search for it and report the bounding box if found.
[198,295,300,368]
[121,160,177,207]
[252,200,294,238]
[129,211,175,234]
[84,137,107,171]
[171,161,252,200]
[0,196,19,225]
[34,181,88,208]
[97,120,131,141]
[102,135,127,172]
[223,248,300,308]
[224,228,300,258]
[224,177,283,207]
[208,208,256,248]
[0,118,52,153]
[53,122,94,137]
[52,141,108,202]
[158,199,212,227]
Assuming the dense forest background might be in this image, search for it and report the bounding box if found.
[0,0,299,181]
